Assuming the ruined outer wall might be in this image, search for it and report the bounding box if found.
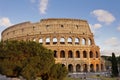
[2,18,93,41]
[1,18,105,72]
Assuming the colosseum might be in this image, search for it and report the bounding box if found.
[1,18,105,72]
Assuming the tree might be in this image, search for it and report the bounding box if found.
[0,40,55,79]
[41,63,68,80]
[49,64,68,80]
[111,53,119,77]
[117,55,120,75]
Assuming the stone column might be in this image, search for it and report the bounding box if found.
[80,37,82,45]
[50,36,52,45]
[65,37,67,45]
[86,38,88,45]
[65,49,68,59]
[42,37,46,45]
[72,37,75,45]
[87,50,89,59]
[73,63,76,72]
[36,37,39,43]
[94,63,96,72]
[99,63,101,72]
[87,64,90,72]
[81,64,83,72]
[80,50,83,60]
[57,37,60,45]
[73,49,76,59]
[57,49,60,58]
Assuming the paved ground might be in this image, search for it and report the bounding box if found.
[68,72,110,80]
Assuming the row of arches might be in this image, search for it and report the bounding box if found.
[63,64,104,72]
[54,50,99,58]
[33,37,94,45]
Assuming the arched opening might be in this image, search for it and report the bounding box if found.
[76,51,80,58]
[68,50,73,58]
[88,38,92,45]
[60,37,65,44]
[60,50,65,58]
[82,38,86,45]
[96,51,99,58]
[54,50,57,58]
[68,64,73,72]
[62,64,65,67]
[39,38,43,44]
[76,64,81,72]
[90,64,94,72]
[90,51,93,58]
[53,38,57,44]
[67,37,72,44]
[96,64,99,72]
[101,64,104,71]
[46,37,50,45]
[33,38,36,41]
[75,37,79,45]
[83,51,87,58]
[83,64,88,72]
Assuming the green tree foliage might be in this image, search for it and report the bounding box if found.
[111,53,119,77]
[0,40,55,79]
[41,64,68,80]
[48,64,68,80]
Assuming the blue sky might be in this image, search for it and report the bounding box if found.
[0,0,120,56]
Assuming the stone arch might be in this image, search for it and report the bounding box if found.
[96,64,99,72]
[101,64,104,71]
[60,37,65,44]
[62,64,65,67]
[82,38,86,45]
[54,50,57,58]
[83,51,87,58]
[90,64,94,72]
[76,64,81,72]
[90,51,93,58]
[96,51,99,58]
[67,37,72,44]
[75,37,80,45]
[68,50,73,58]
[46,37,50,45]
[53,37,57,44]
[33,38,36,42]
[68,64,73,72]
[88,38,92,45]
[83,64,88,72]
[60,50,65,58]
[39,38,43,44]
[76,50,80,58]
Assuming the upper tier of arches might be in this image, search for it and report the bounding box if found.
[32,36,95,45]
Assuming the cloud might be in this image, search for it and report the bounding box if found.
[101,50,120,56]
[91,9,115,24]
[39,0,48,14]
[0,17,12,27]
[100,37,120,56]
[117,26,120,31]
[89,23,102,33]
[90,23,102,29]
[104,37,120,47]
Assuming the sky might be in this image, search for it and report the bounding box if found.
[0,0,120,56]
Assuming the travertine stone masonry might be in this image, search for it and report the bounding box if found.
[1,18,105,72]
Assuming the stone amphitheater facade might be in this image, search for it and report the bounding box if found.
[1,18,105,72]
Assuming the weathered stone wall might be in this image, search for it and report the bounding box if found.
[1,18,105,72]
